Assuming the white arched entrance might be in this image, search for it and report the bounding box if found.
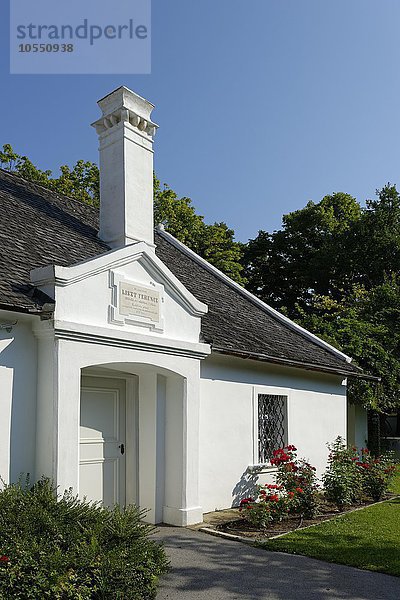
[79,362,190,525]
[34,331,205,526]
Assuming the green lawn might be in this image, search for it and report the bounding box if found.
[259,469,400,577]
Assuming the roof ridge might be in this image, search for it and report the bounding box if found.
[155,226,353,365]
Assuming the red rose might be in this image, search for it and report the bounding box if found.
[240,497,254,505]
[239,497,254,511]
[295,487,303,493]
[0,556,9,563]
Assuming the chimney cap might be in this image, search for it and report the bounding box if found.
[91,86,158,138]
[97,86,156,122]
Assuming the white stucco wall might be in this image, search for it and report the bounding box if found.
[199,354,347,513]
[54,263,200,343]
[0,311,37,484]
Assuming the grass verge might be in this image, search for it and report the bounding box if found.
[259,469,400,577]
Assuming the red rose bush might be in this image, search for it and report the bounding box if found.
[272,445,319,518]
[239,483,304,529]
[240,439,397,530]
[356,447,396,501]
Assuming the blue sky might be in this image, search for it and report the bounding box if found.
[1,0,400,241]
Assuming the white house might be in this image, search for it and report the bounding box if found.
[0,87,368,526]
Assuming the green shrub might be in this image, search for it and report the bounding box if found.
[239,494,273,529]
[0,477,168,599]
[357,449,397,501]
[322,437,362,510]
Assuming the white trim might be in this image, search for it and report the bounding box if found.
[53,319,211,360]
[125,376,139,506]
[162,505,203,527]
[156,227,352,363]
[247,464,279,474]
[30,241,208,318]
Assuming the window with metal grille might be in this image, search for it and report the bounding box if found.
[258,394,287,464]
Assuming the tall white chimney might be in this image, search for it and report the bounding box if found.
[92,87,158,248]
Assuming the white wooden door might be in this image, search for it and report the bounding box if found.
[79,377,126,507]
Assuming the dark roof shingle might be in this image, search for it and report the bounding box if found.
[0,169,107,310]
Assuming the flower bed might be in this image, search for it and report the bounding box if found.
[216,438,397,540]
[216,497,385,540]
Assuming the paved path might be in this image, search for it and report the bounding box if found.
[154,526,400,600]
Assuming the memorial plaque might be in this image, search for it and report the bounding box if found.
[119,282,160,323]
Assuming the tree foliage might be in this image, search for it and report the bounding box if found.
[244,187,400,412]
[243,192,362,312]
[1,144,245,284]
[293,280,400,411]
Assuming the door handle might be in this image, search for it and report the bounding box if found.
[119,443,125,455]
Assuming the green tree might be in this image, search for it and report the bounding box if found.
[153,174,205,246]
[53,161,100,206]
[243,192,362,312]
[293,277,400,412]
[200,221,245,284]
[355,184,400,287]
[0,143,96,203]
[1,143,52,186]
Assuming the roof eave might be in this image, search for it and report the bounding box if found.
[211,346,379,382]
[0,302,55,316]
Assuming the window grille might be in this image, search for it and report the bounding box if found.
[258,394,286,463]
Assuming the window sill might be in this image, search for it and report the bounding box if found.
[247,464,278,474]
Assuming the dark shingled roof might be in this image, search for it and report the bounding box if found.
[0,169,362,377]
[0,169,108,311]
